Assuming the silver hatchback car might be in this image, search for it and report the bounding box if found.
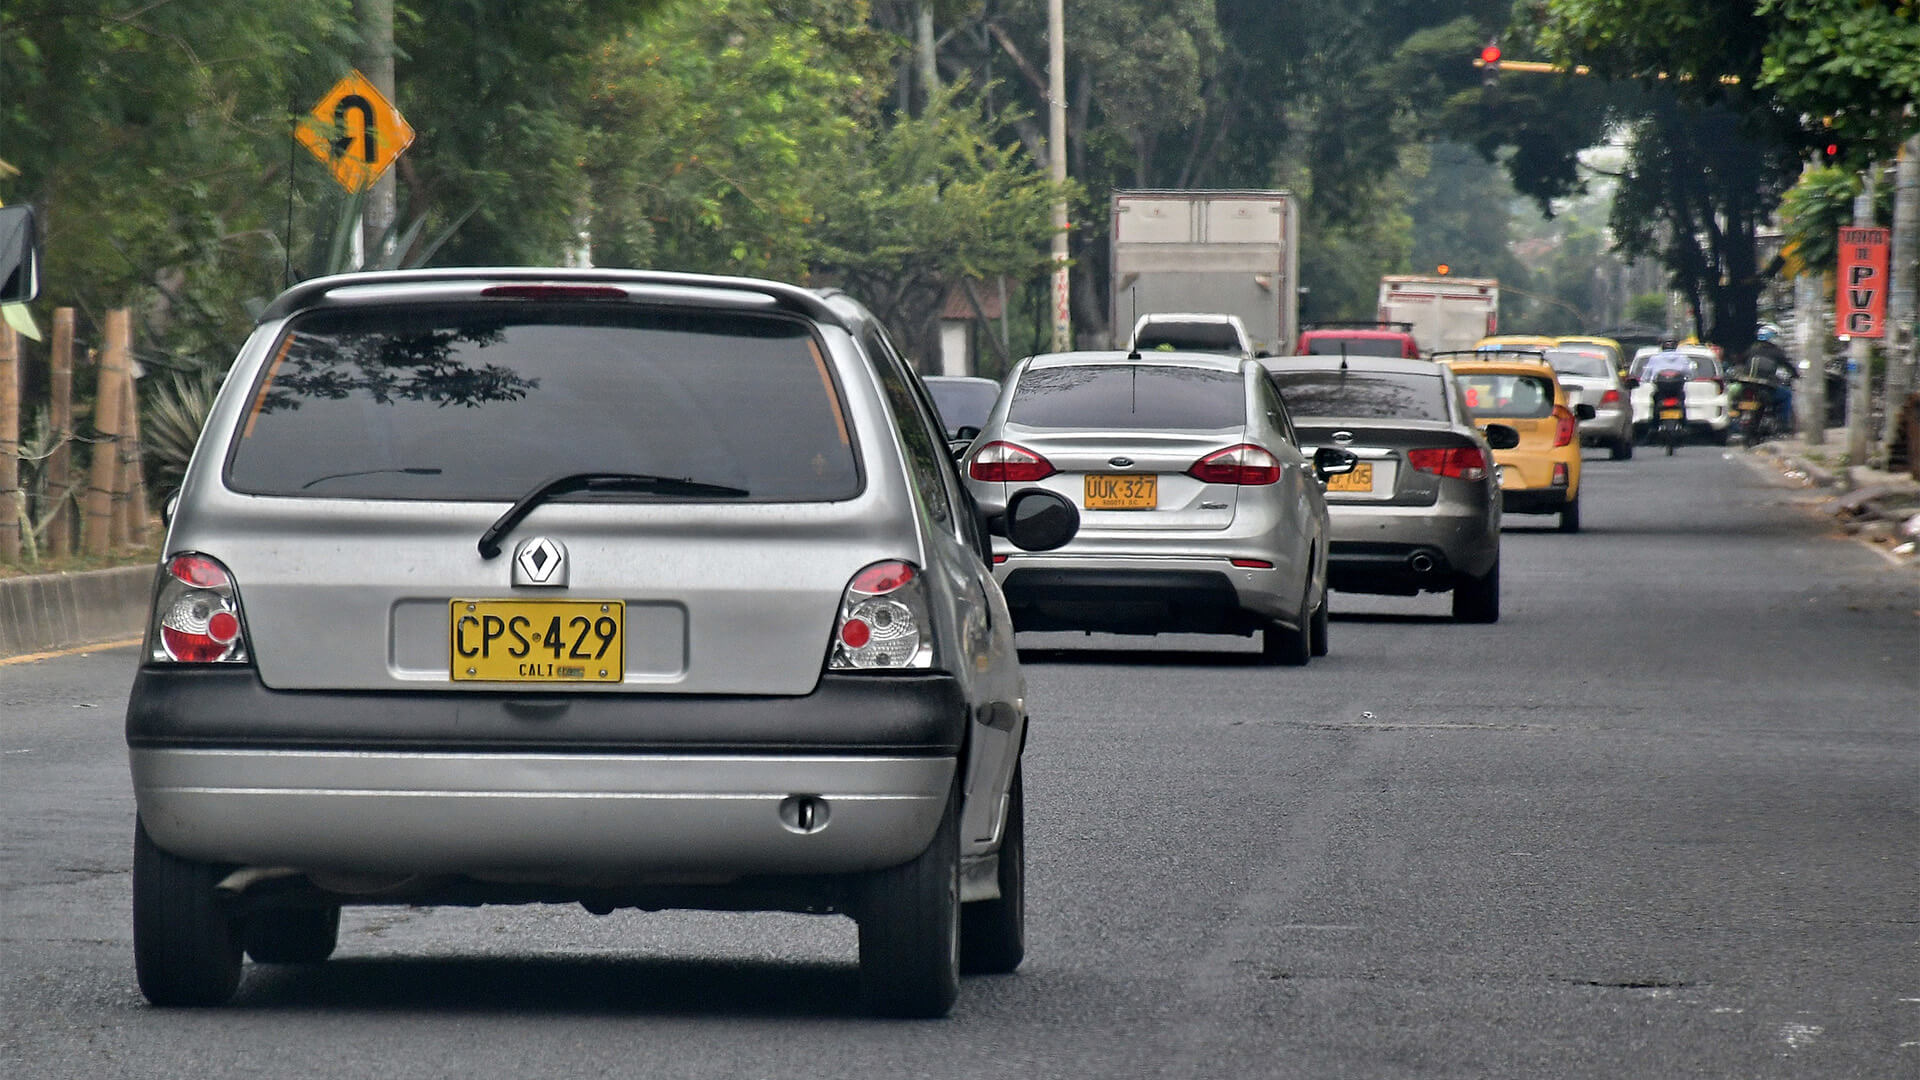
[961,350,1355,663]
[125,269,1077,1017]
[1264,356,1515,623]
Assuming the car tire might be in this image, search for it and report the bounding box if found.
[859,781,961,1018]
[243,905,341,965]
[1309,593,1330,657]
[1610,437,1633,461]
[1558,497,1581,534]
[960,766,1024,975]
[1261,591,1312,666]
[1452,559,1500,623]
[133,817,243,1006]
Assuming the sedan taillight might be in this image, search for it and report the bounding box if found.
[828,561,934,671]
[1407,447,1489,481]
[149,553,250,664]
[1188,444,1281,486]
[968,441,1055,483]
[1600,388,1621,406]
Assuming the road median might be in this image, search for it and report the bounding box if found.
[1,565,154,659]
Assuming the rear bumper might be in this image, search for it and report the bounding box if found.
[1325,500,1498,593]
[996,558,1291,633]
[1502,488,1573,514]
[125,667,964,884]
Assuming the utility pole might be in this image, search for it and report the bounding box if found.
[1047,0,1070,352]
[356,0,397,267]
[1796,268,1826,445]
[1847,168,1877,468]
[1879,135,1918,466]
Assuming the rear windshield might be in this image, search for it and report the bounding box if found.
[1455,372,1556,419]
[1302,336,1408,357]
[926,380,1000,436]
[1133,323,1243,352]
[1269,370,1450,421]
[1544,349,1613,378]
[1007,364,1243,430]
[225,304,861,501]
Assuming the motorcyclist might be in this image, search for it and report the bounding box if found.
[1749,325,1796,431]
[1639,341,1692,445]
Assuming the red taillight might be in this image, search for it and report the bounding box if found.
[1188,444,1281,486]
[1553,405,1576,447]
[151,553,250,664]
[829,560,932,671]
[1407,446,1490,481]
[1600,389,1621,406]
[1552,462,1570,487]
[1230,558,1273,569]
[968,441,1055,482]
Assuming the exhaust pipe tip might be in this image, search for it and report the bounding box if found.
[1407,552,1437,574]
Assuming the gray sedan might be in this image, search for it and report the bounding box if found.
[1544,346,1634,459]
[962,350,1355,663]
[1264,356,1515,623]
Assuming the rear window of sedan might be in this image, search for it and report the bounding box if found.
[1544,349,1613,379]
[1268,370,1450,421]
[1301,336,1411,357]
[1455,373,1556,419]
[225,304,861,502]
[1007,363,1243,430]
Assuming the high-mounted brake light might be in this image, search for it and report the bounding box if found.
[480,284,627,301]
[828,560,934,671]
[1552,405,1577,448]
[1407,447,1489,481]
[150,553,251,664]
[1188,444,1281,486]
[969,441,1055,483]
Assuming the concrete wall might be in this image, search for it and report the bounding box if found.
[0,566,154,658]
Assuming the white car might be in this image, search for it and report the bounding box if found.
[1128,312,1255,359]
[1628,345,1730,443]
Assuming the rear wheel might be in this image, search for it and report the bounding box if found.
[243,905,340,964]
[1452,559,1500,623]
[1309,594,1330,658]
[859,782,961,1018]
[1610,437,1633,461]
[133,817,243,1006]
[1261,590,1311,666]
[1558,496,1581,534]
[960,767,1024,975]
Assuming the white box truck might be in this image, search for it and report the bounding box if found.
[1110,190,1299,356]
[1376,275,1500,355]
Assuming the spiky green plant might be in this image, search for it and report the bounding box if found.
[142,366,225,498]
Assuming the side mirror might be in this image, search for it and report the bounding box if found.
[1483,423,1521,450]
[953,425,980,442]
[0,205,42,304]
[990,488,1078,552]
[1624,376,1640,389]
[161,491,181,528]
[1312,446,1358,481]
[1573,402,1596,421]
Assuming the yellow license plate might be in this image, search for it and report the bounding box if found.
[1325,462,1374,493]
[451,600,624,683]
[1658,408,1684,420]
[1739,401,1760,411]
[1085,474,1156,510]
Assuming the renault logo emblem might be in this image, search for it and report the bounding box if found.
[513,537,568,587]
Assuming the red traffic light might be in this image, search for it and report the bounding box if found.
[1825,143,1839,158]
[1480,43,1501,65]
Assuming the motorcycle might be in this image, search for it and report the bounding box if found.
[1727,374,1774,444]
[1651,373,1688,455]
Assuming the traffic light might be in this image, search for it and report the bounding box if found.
[1480,40,1501,87]
[1436,263,1451,276]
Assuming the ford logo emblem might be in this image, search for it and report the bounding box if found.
[1108,456,1135,467]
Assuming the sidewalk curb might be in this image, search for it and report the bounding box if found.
[0,566,155,659]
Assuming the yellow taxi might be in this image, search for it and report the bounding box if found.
[1437,352,1593,533]
[1474,334,1560,355]
[1556,335,1626,378]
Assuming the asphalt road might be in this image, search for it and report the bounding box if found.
[3,445,1915,1079]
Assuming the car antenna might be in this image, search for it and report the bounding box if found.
[1126,286,1142,359]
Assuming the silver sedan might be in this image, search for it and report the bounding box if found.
[1263,356,1513,623]
[962,350,1355,663]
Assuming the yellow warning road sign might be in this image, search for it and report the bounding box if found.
[295,70,415,193]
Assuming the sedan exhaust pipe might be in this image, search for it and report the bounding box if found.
[1407,551,1437,575]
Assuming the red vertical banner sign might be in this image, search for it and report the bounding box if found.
[1836,226,1890,338]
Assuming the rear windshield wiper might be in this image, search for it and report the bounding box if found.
[478,471,750,559]
[299,466,443,490]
